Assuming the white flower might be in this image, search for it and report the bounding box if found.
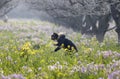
[27,68,32,73]
[48,65,56,71]
[38,67,42,71]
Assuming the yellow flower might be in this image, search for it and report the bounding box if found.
[21,42,36,55]
[21,42,31,51]
[65,48,68,51]
[28,50,36,55]
[25,42,31,47]
[67,45,70,49]
[31,51,35,54]
[61,43,64,47]
[84,48,92,53]
[71,46,74,50]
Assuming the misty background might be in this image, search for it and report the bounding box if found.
[0,0,120,44]
[1,1,53,21]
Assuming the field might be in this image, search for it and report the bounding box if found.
[0,19,120,79]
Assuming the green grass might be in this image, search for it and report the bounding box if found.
[0,20,120,79]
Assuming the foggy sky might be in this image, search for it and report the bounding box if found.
[6,2,53,21]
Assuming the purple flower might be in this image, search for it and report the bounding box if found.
[11,74,24,79]
[81,67,87,73]
[102,51,112,58]
[108,70,120,79]
[1,74,25,79]
[108,74,113,79]
[1,75,8,79]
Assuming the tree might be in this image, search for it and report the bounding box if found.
[110,1,120,44]
[0,0,19,17]
[26,0,120,43]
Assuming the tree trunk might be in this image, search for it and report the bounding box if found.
[111,2,120,44]
[96,14,110,42]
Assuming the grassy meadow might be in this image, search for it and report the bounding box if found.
[0,19,120,79]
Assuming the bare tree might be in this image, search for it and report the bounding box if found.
[0,0,19,17]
